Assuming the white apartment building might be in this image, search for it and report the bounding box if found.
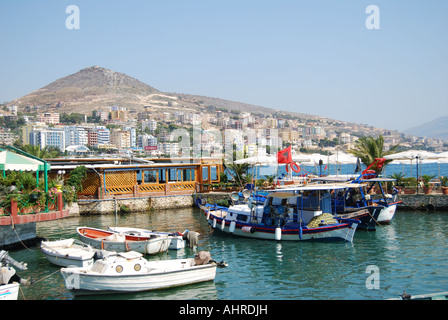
[142,119,158,132]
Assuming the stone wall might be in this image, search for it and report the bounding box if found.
[78,195,195,215]
[0,223,37,250]
[398,194,448,211]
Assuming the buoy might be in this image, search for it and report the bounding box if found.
[241,226,254,233]
[221,219,226,231]
[275,227,282,241]
[213,219,217,228]
[206,210,210,220]
[229,221,236,233]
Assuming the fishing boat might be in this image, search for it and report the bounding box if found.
[60,251,224,295]
[107,227,189,250]
[199,184,360,242]
[40,238,116,268]
[313,158,400,224]
[77,227,170,255]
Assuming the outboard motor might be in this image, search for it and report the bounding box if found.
[0,250,28,270]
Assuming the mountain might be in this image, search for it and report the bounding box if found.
[11,66,160,113]
[9,66,319,119]
[404,116,448,140]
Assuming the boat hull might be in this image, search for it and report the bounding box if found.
[377,204,397,224]
[203,207,358,242]
[108,227,185,250]
[41,249,94,268]
[77,227,170,255]
[0,283,19,300]
[40,239,96,268]
[338,206,384,231]
[60,261,216,295]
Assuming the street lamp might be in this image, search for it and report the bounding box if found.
[415,156,420,194]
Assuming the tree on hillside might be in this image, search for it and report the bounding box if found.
[347,135,399,173]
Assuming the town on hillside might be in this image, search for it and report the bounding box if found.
[1,103,447,158]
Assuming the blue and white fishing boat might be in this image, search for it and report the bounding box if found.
[314,158,400,224]
[199,184,361,242]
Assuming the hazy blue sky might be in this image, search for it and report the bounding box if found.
[0,1,447,131]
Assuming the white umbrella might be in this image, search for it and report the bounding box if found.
[386,150,442,165]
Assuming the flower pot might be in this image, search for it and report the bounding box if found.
[20,207,33,214]
[404,188,416,194]
[442,187,448,195]
[423,187,432,195]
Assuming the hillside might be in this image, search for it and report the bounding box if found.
[9,66,320,120]
[404,116,448,140]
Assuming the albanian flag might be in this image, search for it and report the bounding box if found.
[277,146,292,164]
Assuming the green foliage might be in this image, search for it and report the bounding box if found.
[66,166,87,193]
[389,172,405,186]
[347,135,400,173]
[225,163,253,190]
[421,174,436,188]
[20,145,60,158]
[440,176,448,187]
[60,113,85,124]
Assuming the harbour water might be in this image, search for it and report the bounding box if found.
[9,207,448,300]
[254,162,448,179]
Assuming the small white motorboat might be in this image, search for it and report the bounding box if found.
[1,250,28,300]
[0,283,20,300]
[60,251,225,295]
[77,227,171,255]
[40,238,116,268]
[108,227,198,250]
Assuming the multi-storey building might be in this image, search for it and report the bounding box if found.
[110,130,131,149]
[37,113,60,125]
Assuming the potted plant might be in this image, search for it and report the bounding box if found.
[421,174,435,194]
[389,172,405,194]
[440,176,448,195]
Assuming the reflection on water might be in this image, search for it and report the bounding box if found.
[8,207,448,300]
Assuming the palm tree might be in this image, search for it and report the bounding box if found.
[347,135,399,174]
[20,145,59,159]
[225,163,253,190]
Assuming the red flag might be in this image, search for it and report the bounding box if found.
[277,146,292,164]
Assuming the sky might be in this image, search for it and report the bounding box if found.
[0,0,447,132]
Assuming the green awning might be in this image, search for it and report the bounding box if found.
[0,149,51,172]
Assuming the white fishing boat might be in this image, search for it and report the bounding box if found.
[77,227,170,255]
[107,227,187,250]
[40,238,116,268]
[60,251,224,295]
[0,283,20,300]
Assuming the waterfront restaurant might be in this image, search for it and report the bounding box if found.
[46,157,223,199]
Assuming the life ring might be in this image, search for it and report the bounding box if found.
[290,162,301,173]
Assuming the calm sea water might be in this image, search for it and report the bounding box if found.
[9,207,448,301]
[255,162,448,179]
